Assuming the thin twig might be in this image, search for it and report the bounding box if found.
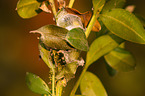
[70,65,88,96]
[52,69,56,96]
[68,0,75,8]
[85,14,98,38]
[49,0,57,17]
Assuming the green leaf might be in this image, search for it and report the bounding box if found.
[100,8,145,44]
[38,43,55,69]
[119,42,125,48]
[86,34,124,66]
[102,0,126,13]
[30,25,73,50]
[104,47,136,72]
[92,0,106,14]
[136,14,145,28]
[65,28,89,51]
[26,72,50,95]
[16,0,43,18]
[96,19,108,38]
[80,71,108,96]
[105,61,117,76]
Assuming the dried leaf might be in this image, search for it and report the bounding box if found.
[40,1,51,13]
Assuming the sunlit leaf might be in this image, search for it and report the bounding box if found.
[26,72,50,95]
[80,71,108,96]
[102,0,126,13]
[86,34,124,66]
[65,28,89,51]
[16,0,43,18]
[104,47,136,72]
[100,9,145,44]
[92,0,106,14]
[30,25,73,50]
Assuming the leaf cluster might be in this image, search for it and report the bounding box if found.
[16,0,145,96]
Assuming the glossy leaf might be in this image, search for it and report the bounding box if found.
[92,0,106,14]
[26,72,50,95]
[100,9,145,44]
[104,47,136,72]
[80,71,108,96]
[86,34,124,66]
[16,0,42,18]
[30,25,73,50]
[65,28,89,51]
[102,0,126,13]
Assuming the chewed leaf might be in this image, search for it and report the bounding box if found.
[80,71,108,96]
[30,25,73,50]
[55,49,84,81]
[65,28,89,51]
[100,9,145,44]
[104,47,136,72]
[16,0,42,18]
[26,72,50,95]
[56,62,78,81]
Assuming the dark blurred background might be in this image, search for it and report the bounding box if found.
[0,0,145,96]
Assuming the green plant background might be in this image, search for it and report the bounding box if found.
[0,0,145,96]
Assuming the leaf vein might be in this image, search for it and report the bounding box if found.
[103,15,145,41]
